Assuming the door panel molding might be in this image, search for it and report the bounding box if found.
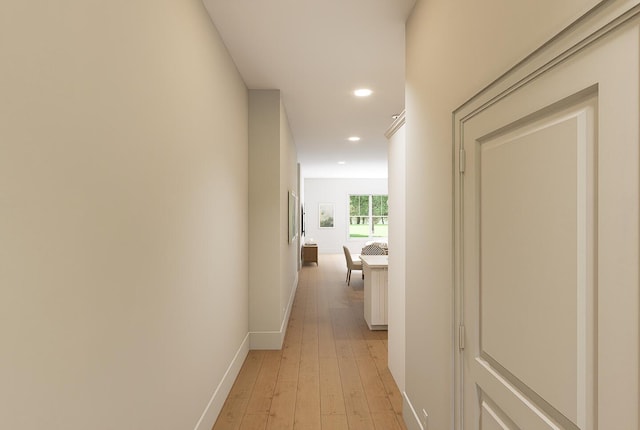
[477,94,597,429]
[480,393,520,430]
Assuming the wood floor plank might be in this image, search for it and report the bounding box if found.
[266,379,297,430]
[321,414,349,430]
[294,357,321,430]
[214,254,407,430]
[295,271,322,430]
[319,357,346,416]
[338,357,374,429]
[317,320,337,359]
[345,414,376,430]
[278,343,301,382]
[350,338,371,360]
[331,309,355,361]
[245,350,282,414]
[356,357,394,413]
[378,367,404,415]
[366,339,388,370]
[239,414,268,430]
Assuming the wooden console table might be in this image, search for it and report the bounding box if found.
[302,244,318,265]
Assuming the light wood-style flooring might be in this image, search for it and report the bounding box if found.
[213,253,406,430]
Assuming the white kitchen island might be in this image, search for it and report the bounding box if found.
[359,255,388,330]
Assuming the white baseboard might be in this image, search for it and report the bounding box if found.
[250,272,299,350]
[193,333,250,430]
[249,330,284,350]
[403,391,425,430]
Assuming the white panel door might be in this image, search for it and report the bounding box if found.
[455,4,639,430]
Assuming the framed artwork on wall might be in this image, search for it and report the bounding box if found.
[288,190,298,243]
[318,203,334,228]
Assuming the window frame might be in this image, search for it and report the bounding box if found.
[347,194,388,239]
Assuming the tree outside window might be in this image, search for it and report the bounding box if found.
[349,194,388,238]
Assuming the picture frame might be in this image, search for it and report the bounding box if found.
[288,190,298,243]
[318,203,335,228]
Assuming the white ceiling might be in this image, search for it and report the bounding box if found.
[203,0,415,179]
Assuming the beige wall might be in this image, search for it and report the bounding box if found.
[280,100,300,325]
[248,90,299,349]
[249,90,282,335]
[0,1,249,429]
[404,1,600,428]
[387,117,406,392]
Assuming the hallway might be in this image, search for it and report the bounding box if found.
[213,254,406,430]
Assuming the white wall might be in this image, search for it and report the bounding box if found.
[304,178,388,255]
[0,1,249,429]
[249,91,282,337]
[386,116,406,392]
[248,90,299,349]
[403,1,601,429]
[279,99,300,337]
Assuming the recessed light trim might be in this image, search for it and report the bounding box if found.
[348,136,361,142]
[337,161,346,165]
[354,88,373,97]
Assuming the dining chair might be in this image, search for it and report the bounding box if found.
[361,244,386,255]
[342,246,363,286]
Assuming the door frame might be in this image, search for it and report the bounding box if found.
[452,1,640,428]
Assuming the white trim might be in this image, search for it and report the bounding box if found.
[250,272,299,349]
[249,330,284,350]
[193,333,250,430]
[385,109,406,139]
[403,391,425,430]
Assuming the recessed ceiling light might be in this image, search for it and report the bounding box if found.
[354,88,373,97]
[337,161,346,165]
[348,136,361,142]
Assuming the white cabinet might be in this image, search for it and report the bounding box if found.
[360,255,388,330]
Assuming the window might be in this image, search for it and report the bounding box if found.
[349,194,388,238]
